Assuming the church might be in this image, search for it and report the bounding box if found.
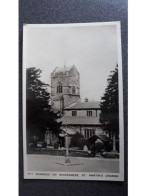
[50,65,104,139]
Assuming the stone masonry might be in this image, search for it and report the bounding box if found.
[51,65,81,111]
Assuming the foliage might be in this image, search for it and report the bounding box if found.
[100,65,119,135]
[104,142,113,152]
[54,142,59,149]
[42,141,47,148]
[26,67,62,145]
[77,138,87,149]
[70,132,84,147]
[95,141,104,152]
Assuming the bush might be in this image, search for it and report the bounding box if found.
[105,142,112,152]
[42,141,47,148]
[70,133,84,147]
[54,142,59,149]
[76,138,92,150]
[95,141,104,152]
[84,140,91,150]
[77,138,86,149]
[102,152,119,158]
[32,140,37,148]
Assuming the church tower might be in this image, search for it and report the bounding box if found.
[51,65,80,112]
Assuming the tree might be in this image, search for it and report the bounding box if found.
[100,65,119,151]
[26,67,62,148]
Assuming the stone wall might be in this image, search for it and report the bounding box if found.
[51,65,80,110]
[64,109,101,117]
[61,125,104,138]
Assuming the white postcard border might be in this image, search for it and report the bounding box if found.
[23,22,124,181]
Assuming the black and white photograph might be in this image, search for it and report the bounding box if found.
[23,22,124,181]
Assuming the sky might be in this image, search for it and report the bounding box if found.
[23,23,119,101]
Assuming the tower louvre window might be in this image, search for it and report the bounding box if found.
[57,82,63,93]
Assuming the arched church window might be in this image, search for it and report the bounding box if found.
[57,82,63,93]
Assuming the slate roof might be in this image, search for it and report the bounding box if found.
[58,116,101,125]
[64,101,100,110]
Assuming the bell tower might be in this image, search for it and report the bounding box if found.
[51,65,80,112]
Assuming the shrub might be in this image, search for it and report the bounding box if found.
[95,141,104,152]
[105,142,112,152]
[77,138,86,149]
[70,133,84,147]
[84,140,91,150]
[54,142,59,149]
[32,140,37,148]
[42,141,47,148]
